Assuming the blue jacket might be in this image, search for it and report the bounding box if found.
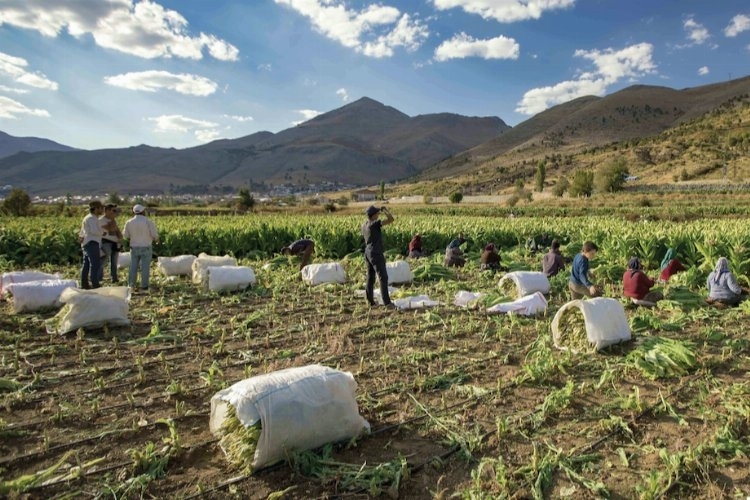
[570,253,592,287]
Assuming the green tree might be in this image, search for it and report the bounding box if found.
[552,176,569,197]
[107,192,124,206]
[237,188,255,211]
[594,158,629,193]
[2,188,32,216]
[535,160,546,192]
[568,170,594,198]
[448,191,463,204]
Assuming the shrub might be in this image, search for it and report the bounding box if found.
[568,170,593,197]
[2,188,32,216]
[448,192,463,204]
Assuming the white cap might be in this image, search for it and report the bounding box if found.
[133,204,146,214]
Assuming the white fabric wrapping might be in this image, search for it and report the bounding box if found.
[498,271,551,297]
[209,365,370,471]
[454,291,484,308]
[551,297,631,352]
[486,292,548,316]
[117,252,131,269]
[393,295,440,310]
[1,271,60,298]
[386,261,413,284]
[192,253,237,283]
[158,255,197,276]
[45,286,131,334]
[5,279,77,313]
[206,266,256,292]
[300,262,346,286]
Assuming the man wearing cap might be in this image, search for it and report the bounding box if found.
[123,205,159,291]
[362,205,395,308]
[79,200,105,289]
[100,204,123,283]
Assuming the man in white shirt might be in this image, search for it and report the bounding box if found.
[100,204,122,283]
[122,204,159,291]
[79,200,104,289]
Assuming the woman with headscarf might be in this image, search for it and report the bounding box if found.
[408,233,423,258]
[480,243,506,272]
[659,248,685,282]
[706,257,743,306]
[444,234,466,267]
[623,257,663,305]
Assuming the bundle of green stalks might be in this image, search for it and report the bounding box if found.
[627,336,697,379]
[218,404,262,474]
[556,307,591,352]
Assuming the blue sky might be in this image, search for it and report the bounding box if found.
[0,0,749,150]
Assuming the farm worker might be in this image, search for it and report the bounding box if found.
[659,248,685,282]
[408,233,423,258]
[542,239,565,277]
[122,204,159,292]
[706,257,743,306]
[79,200,104,289]
[480,243,506,271]
[623,257,663,305]
[568,241,600,299]
[281,239,315,269]
[100,204,123,283]
[362,205,395,308]
[444,234,466,267]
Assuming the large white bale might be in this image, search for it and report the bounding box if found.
[192,253,237,284]
[1,271,60,298]
[551,297,631,352]
[158,255,197,276]
[5,279,77,313]
[206,266,256,292]
[117,252,131,269]
[300,262,346,286]
[498,271,550,297]
[210,365,370,471]
[386,260,413,284]
[45,286,131,334]
[486,292,548,316]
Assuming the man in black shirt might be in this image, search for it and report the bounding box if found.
[362,205,395,308]
[281,239,315,269]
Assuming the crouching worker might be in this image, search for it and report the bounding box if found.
[281,239,315,269]
[623,257,663,306]
[706,257,744,307]
[480,243,507,272]
[542,239,565,277]
[659,248,685,282]
[408,233,423,258]
[444,234,466,268]
[569,241,600,299]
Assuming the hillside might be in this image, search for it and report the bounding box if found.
[0,97,507,196]
[0,131,77,158]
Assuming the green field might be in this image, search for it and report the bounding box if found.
[1,211,749,498]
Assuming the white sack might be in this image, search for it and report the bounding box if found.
[192,253,237,284]
[499,271,550,297]
[45,286,131,334]
[551,297,631,352]
[486,292,548,316]
[1,271,60,298]
[210,365,370,471]
[6,279,77,313]
[454,291,484,308]
[158,254,196,276]
[118,252,131,269]
[206,266,256,292]
[300,262,346,286]
[393,294,440,310]
[386,261,413,284]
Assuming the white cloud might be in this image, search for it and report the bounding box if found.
[516,42,655,115]
[223,114,254,122]
[0,95,50,118]
[103,70,217,96]
[336,88,349,102]
[431,0,575,23]
[683,17,709,45]
[698,66,709,75]
[0,0,239,61]
[0,52,58,90]
[0,84,29,94]
[274,0,428,58]
[292,108,322,125]
[724,14,750,37]
[434,32,519,61]
[195,128,221,142]
[257,63,272,71]
[148,114,219,142]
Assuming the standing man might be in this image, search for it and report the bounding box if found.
[100,204,122,283]
[362,205,395,308]
[123,204,159,292]
[281,239,315,269]
[79,200,104,289]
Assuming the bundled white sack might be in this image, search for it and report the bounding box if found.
[5,279,77,313]
[158,255,196,276]
[393,295,440,310]
[117,252,131,269]
[300,262,346,286]
[486,292,548,316]
[192,253,237,284]
[498,271,550,298]
[454,291,484,308]
[206,266,256,292]
[209,365,370,473]
[45,286,131,334]
[551,297,631,352]
[386,260,413,284]
[1,271,60,299]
